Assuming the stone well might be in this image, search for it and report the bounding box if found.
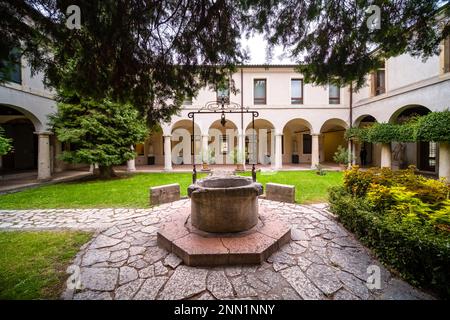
[188,176,263,233]
[157,174,291,266]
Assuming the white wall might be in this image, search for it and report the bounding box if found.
[0,57,56,131]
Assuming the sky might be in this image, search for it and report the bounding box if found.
[240,33,295,64]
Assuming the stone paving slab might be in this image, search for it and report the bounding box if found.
[0,199,435,300]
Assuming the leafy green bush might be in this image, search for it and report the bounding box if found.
[345,110,450,143]
[344,166,450,231]
[332,145,349,165]
[0,127,12,156]
[329,186,450,298]
[416,110,450,143]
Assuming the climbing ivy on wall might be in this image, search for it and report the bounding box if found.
[346,110,450,144]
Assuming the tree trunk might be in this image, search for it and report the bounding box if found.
[96,165,116,179]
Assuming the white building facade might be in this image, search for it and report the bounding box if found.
[1,37,449,180]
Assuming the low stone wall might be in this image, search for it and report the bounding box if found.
[150,183,180,205]
[265,183,296,203]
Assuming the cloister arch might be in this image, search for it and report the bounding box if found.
[133,124,164,166]
[208,119,238,165]
[353,114,378,128]
[171,119,202,165]
[320,118,349,163]
[389,105,435,173]
[389,105,431,124]
[282,118,313,165]
[0,104,39,173]
[245,119,275,165]
[354,115,379,167]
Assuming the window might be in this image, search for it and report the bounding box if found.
[291,79,304,104]
[329,84,340,104]
[0,48,21,84]
[372,69,385,96]
[254,79,266,104]
[444,36,450,74]
[303,134,312,154]
[429,142,437,168]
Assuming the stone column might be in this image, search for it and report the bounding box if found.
[348,140,353,169]
[202,134,209,164]
[238,133,246,169]
[163,135,173,171]
[36,132,52,181]
[273,133,283,170]
[127,159,136,171]
[311,133,320,169]
[380,143,392,168]
[439,142,450,182]
[127,146,136,172]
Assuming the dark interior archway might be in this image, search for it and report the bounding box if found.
[0,105,38,173]
[392,105,434,173]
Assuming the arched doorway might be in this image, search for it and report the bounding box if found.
[354,115,378,167]
[320,119,348,164]
[245,119,274,165]
[0,105,38,173]
[209,119,238,165]
[133,125,163,166]
[171,120,202,165]
[390,105,434,173]
[282,118,313,166]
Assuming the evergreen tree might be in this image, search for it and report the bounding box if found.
[1,0,247,125]
[242,0,449,88]
[50,95,148,178]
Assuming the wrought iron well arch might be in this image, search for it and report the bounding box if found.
[187,97,259,183]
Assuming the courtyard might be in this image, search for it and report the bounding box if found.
[0,197,434,300]
[0,0,449,307]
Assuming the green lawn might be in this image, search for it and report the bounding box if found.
[244,170,343,204]
[0,231,91,299]
[0,171,342,209]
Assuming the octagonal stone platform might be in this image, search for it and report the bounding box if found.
[157,205,291,266]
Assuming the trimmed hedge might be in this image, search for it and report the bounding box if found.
[329,186,450,298]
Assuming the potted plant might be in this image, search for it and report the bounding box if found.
[201,158,210,171]
[201,150,212,172]
[333,145,350,169]
[201,149,215,171]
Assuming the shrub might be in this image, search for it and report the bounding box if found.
[344,166,450,231]
[416,110,450,143]
[333,145,349,165]
[345,110,450,144]
[329,186,450,298]
[0,127,12,156]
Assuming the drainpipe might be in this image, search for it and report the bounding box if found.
[348,82,353,168]
[240,67,246,169]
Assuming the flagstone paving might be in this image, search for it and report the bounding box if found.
[0,199,434,300]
